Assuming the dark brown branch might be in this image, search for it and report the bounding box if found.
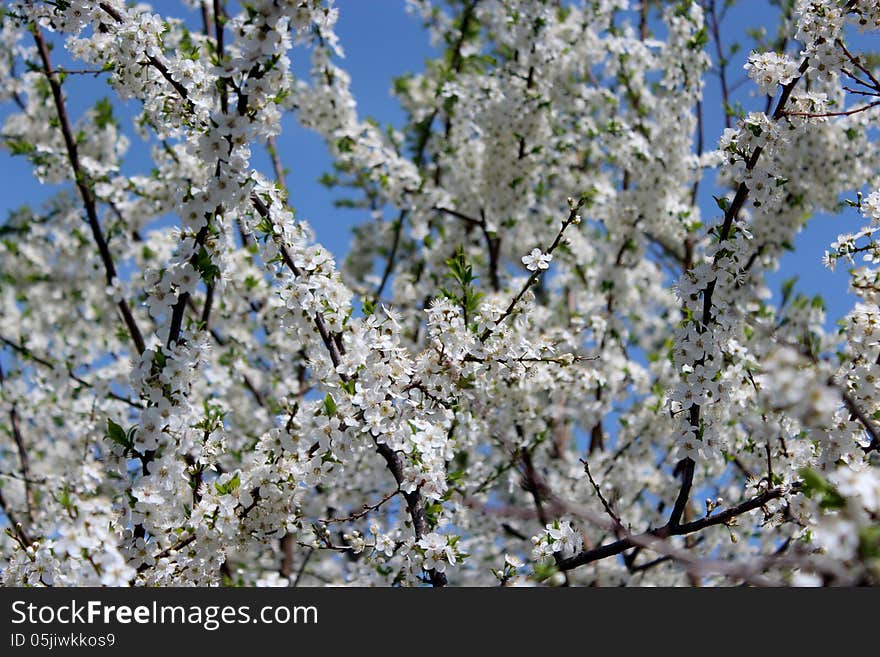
[32,28,145,356]
[374,442,447,587]
[102,0,451,587]
[0,487,32,547]
[639,0,648,40]
[480,203,582,342]
[840,385,880,451]
[559,483,796,571]
[783,100,880,118]
[705,0,732,129]
[668,454,696,530]
[200,1,214,38]
[837,39,880,92]
[251,196,345,371]
[136,534,196,573]
[212,0,225,63]
[669,58,809,531]
[0,365,34,521]
[520,445,570,586]
[581,458,622,532]
[320,488,400,524]
[266,136,287,191]
[433,206,481,226]
[279,533,295,579]
[371,0,480,300]
[478,208,501,292]
[251,194,445,585]
[373,210,406,301]
[0,335,142,408]
[291,546,313,586]
[200,283,215,331]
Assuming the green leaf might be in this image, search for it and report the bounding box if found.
[106,419,130,448]
[317,172,338,188]
[780,277,797,307]
[215,472,241,495]
[336,135,355,153]
[93,97,115,129]
[713,195,730,212]
[323,393,337,417]
[798,467,846,510]
[688,26,709,50]
[392,73,412,97]
[57,485,72,511]
[424,501,443,528]
[194,246,220,284]
[532,560,558,582]
[6,139,35,156]
[859,525,880,560]
[442,247,483,322]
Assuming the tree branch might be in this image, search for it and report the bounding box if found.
[558,483,797,572]
[32,27,145,356]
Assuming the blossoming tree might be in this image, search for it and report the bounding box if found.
[1,0,879,587]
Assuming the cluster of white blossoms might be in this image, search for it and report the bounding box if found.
[531,520,583,561]
[745,52,802,96]
[0,0,879,587]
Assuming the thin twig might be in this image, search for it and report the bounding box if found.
[0,335,142,408]
[320,489,400,524]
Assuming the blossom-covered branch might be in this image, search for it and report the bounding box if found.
[1,0,879,588]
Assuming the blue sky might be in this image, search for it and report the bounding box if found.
[0,1,867,329]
